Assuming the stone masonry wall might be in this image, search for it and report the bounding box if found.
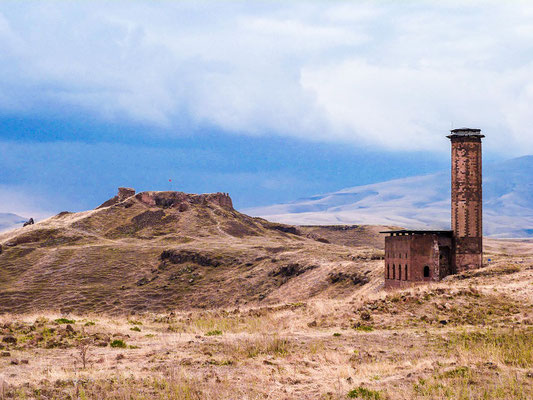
[450,136,483,272]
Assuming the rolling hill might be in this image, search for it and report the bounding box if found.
[1,190,532,399]
[0,189,388,314]
[245,155,533,238]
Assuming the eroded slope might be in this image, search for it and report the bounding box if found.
[0,190,382,314]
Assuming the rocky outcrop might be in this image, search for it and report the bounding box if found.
[118,187,135,201]
[135,191,233,211]
[23,218,34,227]
[160,250,227,267]
[96,187,135,209]
[98,188,233,211]
[97,187,136,209]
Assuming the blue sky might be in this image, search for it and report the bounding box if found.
[1,1,532,217]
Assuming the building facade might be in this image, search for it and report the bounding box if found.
[383,129,484,288]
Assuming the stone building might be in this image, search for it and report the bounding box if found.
[383,128,484,288]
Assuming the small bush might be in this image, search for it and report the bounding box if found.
[84,321,95,326]
[54,318,75,324]
[205,330,223,336]
[347,386,383,399]
[130,326,141,332]
[110,339,127,348]
[354,325,374,332]
[440,366,471,379]
[128,320,143,326]
[288,302,306,308]
[333,332,342,337]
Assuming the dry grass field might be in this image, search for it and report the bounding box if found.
[1,191,532,399]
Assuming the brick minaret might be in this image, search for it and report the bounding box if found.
[447,128,484,272]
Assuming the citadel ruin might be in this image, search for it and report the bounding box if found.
[383,128,484,288]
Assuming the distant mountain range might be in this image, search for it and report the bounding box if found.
[245,155,533,238]
[0,213,27,232]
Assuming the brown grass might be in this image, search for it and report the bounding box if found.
[0,196,377,315]
[1,256,532,399]
[1,195,532,398]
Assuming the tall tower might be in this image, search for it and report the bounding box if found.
[447,128,484,272]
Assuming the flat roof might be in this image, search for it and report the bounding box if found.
[380,229,453,236]
[447,128,484,138]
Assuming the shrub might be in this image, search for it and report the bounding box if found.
[440,366,471,379]
[110,339,127,348]
[54,318,75,324]
[130,326,141,332]
[205,330,223,336]
[354,325,374,332]
[347,386,384,399]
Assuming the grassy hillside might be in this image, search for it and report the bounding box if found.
[0,190,387,314]
[1,190,532,398]
[0,239,531,399]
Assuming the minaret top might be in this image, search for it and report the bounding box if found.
[447,128,484,139]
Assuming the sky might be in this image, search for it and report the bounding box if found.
[1,1,532,218]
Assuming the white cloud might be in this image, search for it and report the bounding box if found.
[0,1,533,154]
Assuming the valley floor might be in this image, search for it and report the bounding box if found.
[1,246,532,400]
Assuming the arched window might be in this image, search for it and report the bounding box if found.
[392,264,396,280]
[423,266,430,278]
[405,264,408,280]
[387,264,390,279]
[398,265,402,280]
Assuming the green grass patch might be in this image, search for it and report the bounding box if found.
[205,330,223,336]
[442,328,533,368]
[54,318,75,324]
[439,366,471,379]
[347,386,384,399]
[354,325,374,332]
[110,339,127,348]
[413,369,531,399]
